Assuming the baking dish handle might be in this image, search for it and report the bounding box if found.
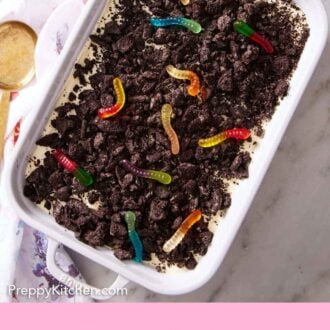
[46,238,129,301]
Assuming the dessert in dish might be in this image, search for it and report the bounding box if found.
[24,0,309,270]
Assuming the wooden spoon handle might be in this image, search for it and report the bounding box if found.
[0,90,10,161]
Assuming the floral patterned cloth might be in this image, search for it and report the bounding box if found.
[0,0,91,302]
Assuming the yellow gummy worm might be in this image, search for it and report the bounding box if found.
[113,77,126,111]
[198,132,228,148]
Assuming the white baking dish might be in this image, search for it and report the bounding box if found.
[4,0,328,299]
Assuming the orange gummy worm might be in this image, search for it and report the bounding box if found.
[166,65,200,97]
[163,210,202,253]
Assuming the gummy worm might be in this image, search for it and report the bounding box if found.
[120,160,172,185]
[233,20,274,54]
[98,77,126,119]
[52,149,94,187]
[124,211,143,263]
[161,104,180,155]
[150,17,202,34]
[198,128,251,148]
[163,210,202,253]
[166,65,201,97]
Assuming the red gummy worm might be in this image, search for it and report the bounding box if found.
[224,128,251,140]
[250,33,274,54]
[98,103,121,119]
[52,149,78,173]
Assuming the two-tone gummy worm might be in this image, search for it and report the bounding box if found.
[198,128,251,148]
[124,211,143,263]
[52,149,94,187]
[166,65,201,97]
[163,210,202,253]
[98,77,126,119]
[150,17,202,34]
[233,20,274,54]
[120,160,172,185]
[161,104,180,155]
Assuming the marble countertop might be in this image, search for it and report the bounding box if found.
[68,0,330,302]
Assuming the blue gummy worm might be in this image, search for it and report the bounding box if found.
[129,231,143,263]
[150,17,201,34]
[150,16,183,27]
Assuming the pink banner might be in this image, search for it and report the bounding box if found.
[1,304,330,329]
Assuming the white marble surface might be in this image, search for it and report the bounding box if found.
[68,0,330,302]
